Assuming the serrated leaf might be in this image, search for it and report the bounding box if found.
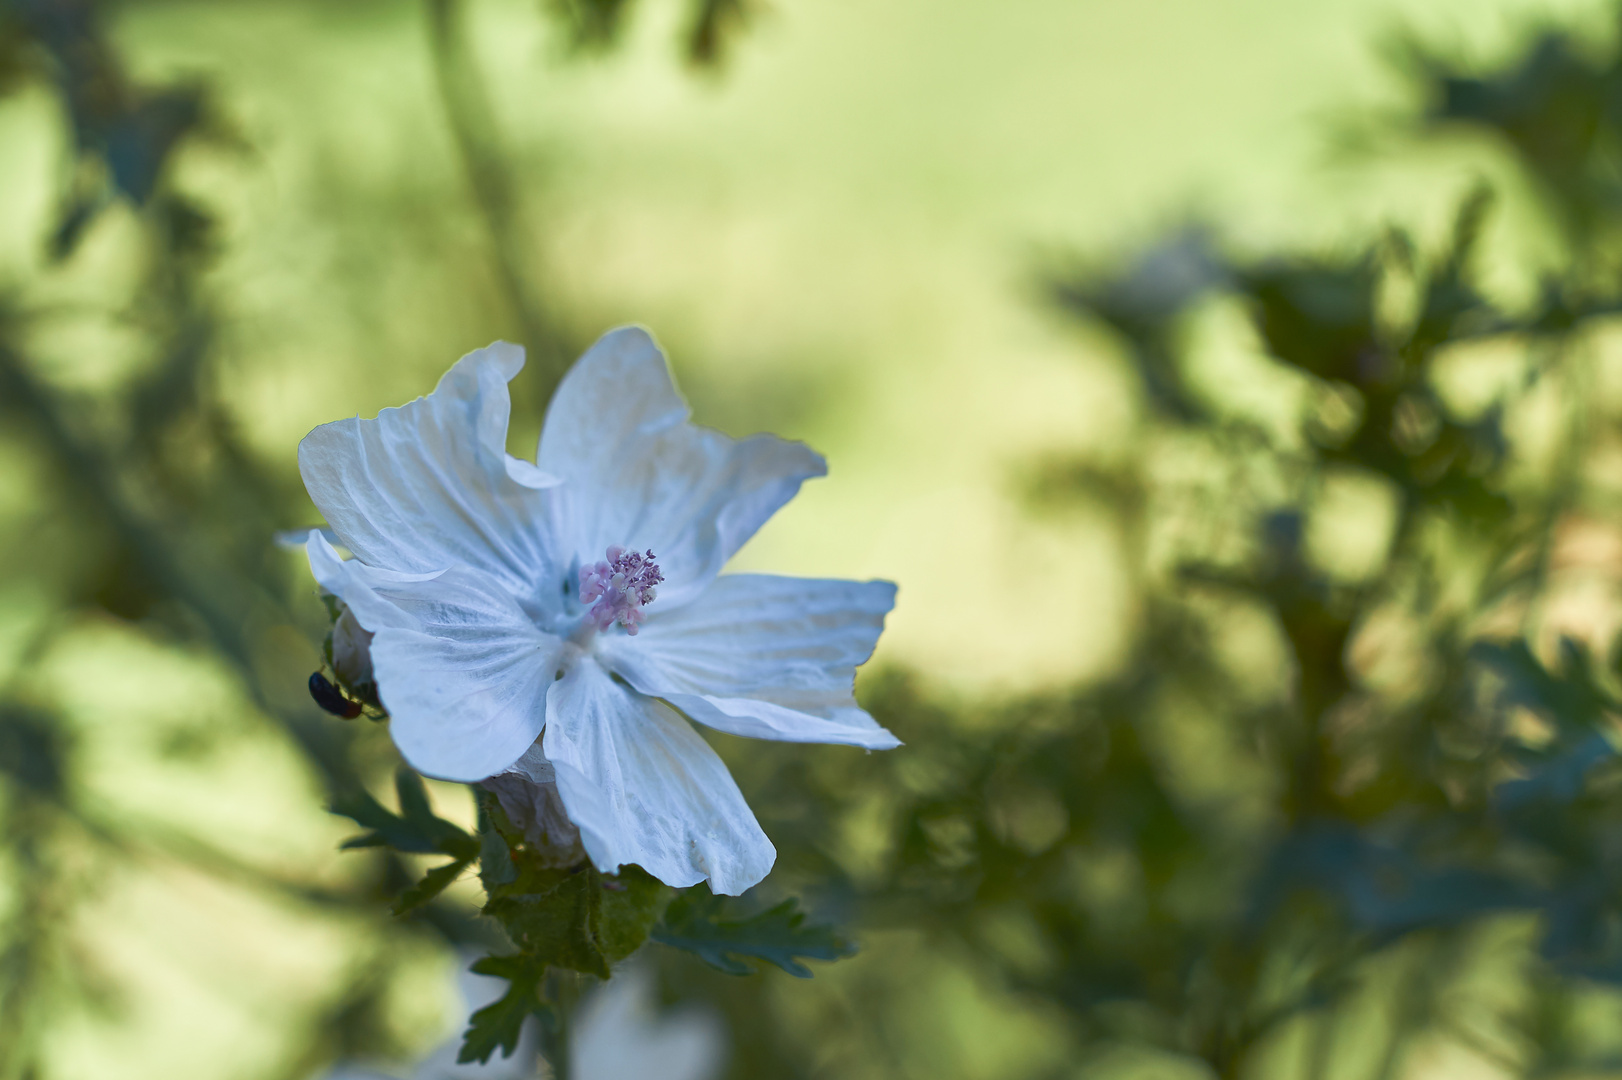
[395,768,479,855]
[329,768,477,859]
[652,887,855,977]
[1474,637,1618,733]
[456,955,551,1065]
[331,786,438,853]
[392,855,475,916]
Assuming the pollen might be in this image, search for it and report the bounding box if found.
[578,545,664,634]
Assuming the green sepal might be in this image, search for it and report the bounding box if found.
[595,865,668,964]
[456,955,553,1065]
[652,886,856,977]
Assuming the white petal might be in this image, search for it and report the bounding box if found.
[308,533,565,782]
[599,574,900,750]
[299,342,562,606]
[542,659,775,895]
[536,327,825,608]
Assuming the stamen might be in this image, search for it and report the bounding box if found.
[578,545,664,634]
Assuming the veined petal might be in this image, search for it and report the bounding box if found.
[299,342,562,604]
[599,574,900,750]
[537,327,826,608]
[307,532,564,782]
[543,660,775,895]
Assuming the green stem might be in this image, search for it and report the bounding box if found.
[423,0,569,393]
[542,969,584,1080]
[0,344,355,791]
[0,803,57,1080]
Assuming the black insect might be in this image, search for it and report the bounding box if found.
[309,671,364,719]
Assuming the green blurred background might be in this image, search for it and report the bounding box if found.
[8,0,1622,1077]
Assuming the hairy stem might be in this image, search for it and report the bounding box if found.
[542,969,585,1080]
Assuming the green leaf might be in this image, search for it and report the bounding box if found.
[595,866,670,963]
[456,955,551,1065]
[475,789,669,972]
[479,834,670,975]
[331,786,435,853]
[484,861,611,977]
[394,768,478,854]
[391,855,475,916]
[652,887,855,977]
[329,767,477,859]
[476,790,519,888]
[479,826,517,886]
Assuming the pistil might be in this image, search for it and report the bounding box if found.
[577,545,663,636]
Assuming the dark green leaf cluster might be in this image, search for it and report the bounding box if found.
[0,0,800,1074]
[0,6,425,1072]
[1403,14,1622,242]
[673,12,1622,1077]
[474,792,669,980]
[332,769,481,915]
[5,0,220,260]
[332,776,858,1063]
[925,202,1622,1069]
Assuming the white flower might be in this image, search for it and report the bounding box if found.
[299,327,898,894]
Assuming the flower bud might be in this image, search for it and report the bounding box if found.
[329,601,376,701]
[482,768,587,867]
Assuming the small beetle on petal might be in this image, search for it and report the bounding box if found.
[308,671,363,719]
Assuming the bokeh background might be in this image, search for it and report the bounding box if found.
[9,0,1622,1077]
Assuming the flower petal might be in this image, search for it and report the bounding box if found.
[599,574,900,750]
[543,659,775,894]
[307,532,565,782]
[299,342,562,603]
[536,327,826,607]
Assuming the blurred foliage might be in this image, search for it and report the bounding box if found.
[659,10,1622,1080]
[0,0,759,1077]
[10,0,1622,1079]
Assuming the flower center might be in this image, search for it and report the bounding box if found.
[578,545,664,636]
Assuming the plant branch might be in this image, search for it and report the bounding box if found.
[424,0,570,392]
[0,342,356,793]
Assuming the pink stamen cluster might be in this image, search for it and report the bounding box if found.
[578,545,664,634]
